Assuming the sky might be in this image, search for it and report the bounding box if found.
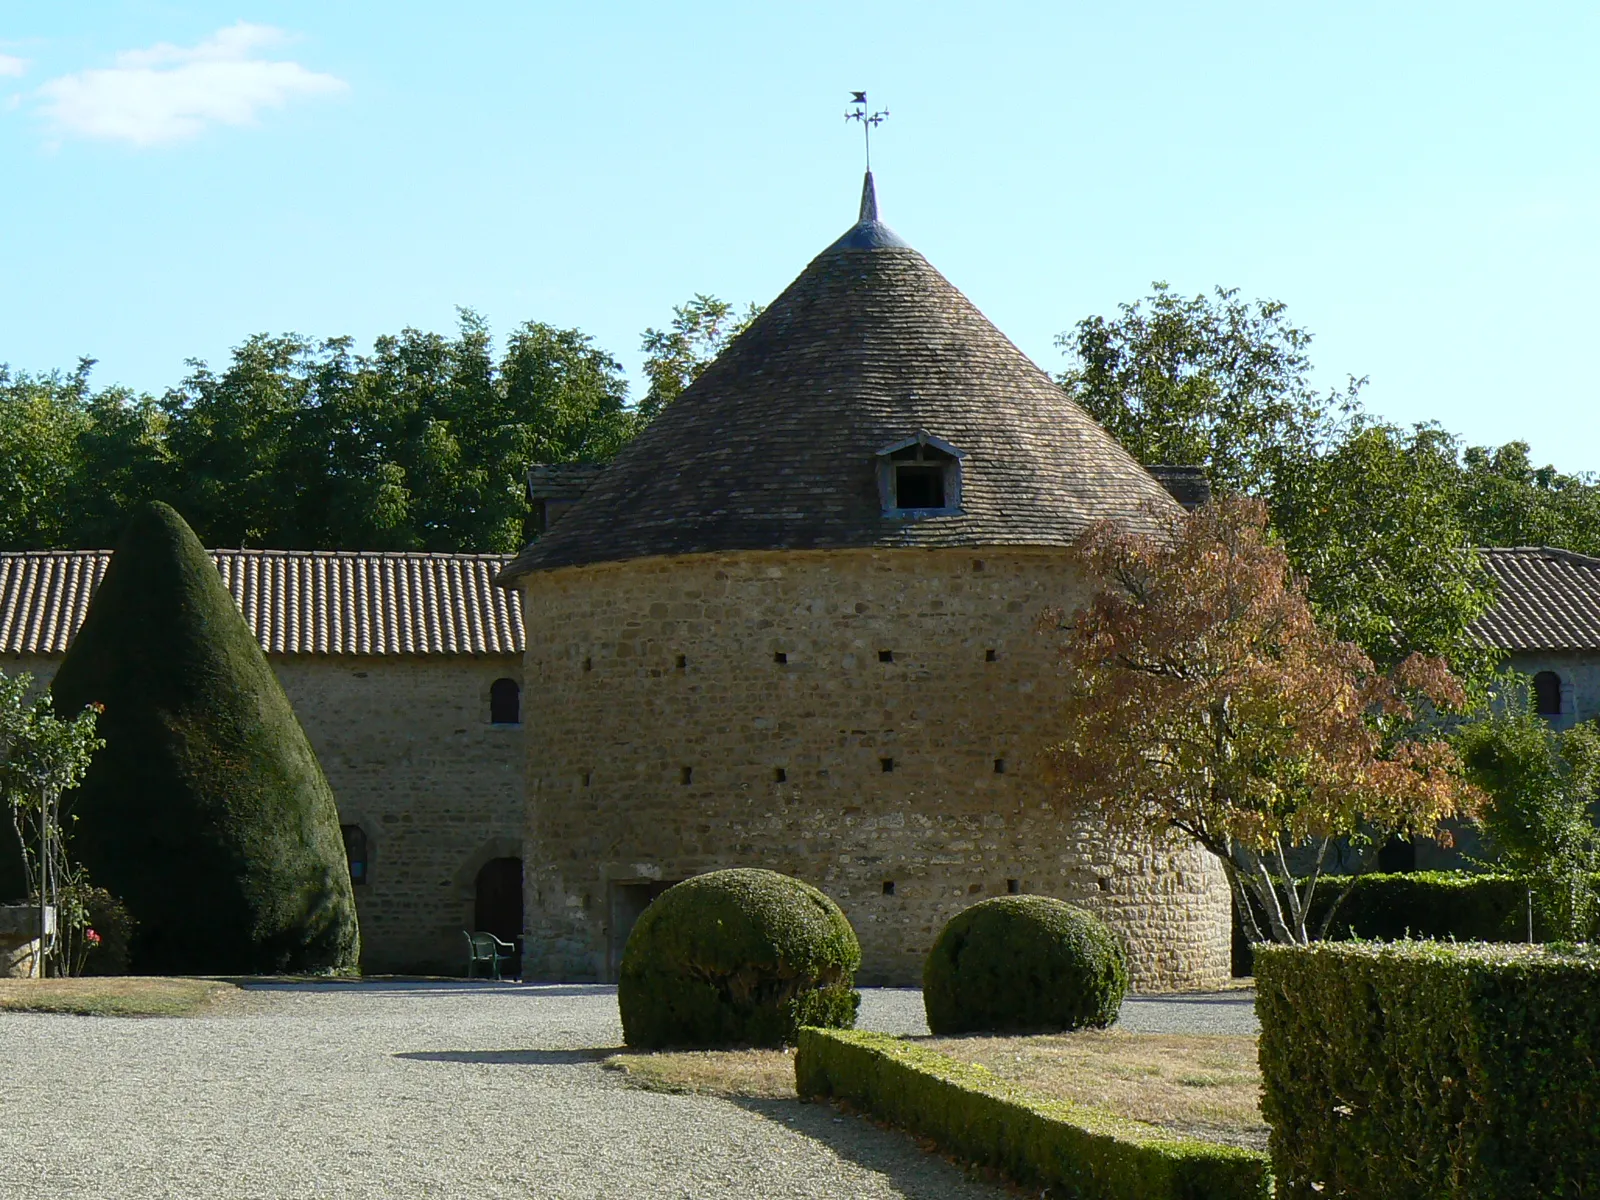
[2,2,1597,472]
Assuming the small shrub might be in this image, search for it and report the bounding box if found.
[618,868,860,1049]
[923,896,1127,1035]
[78,888,137,976]
[1257,940,1600,1198]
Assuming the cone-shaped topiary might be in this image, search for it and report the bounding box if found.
[50,502,359,974]
[923,896,1127,1034]
[619,868,861,1048]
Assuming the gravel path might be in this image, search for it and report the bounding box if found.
[857,987,1260,1037]
[0,984,1257,1199]
[0,983,1005,1200]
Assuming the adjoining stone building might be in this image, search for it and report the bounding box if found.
[1473,547,1600,728]
[0,548,524,974]
[500,175,1233,990]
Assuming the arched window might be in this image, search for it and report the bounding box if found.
[1533,671,1562,717]
[490,677,521,725]
[341,824,369,886]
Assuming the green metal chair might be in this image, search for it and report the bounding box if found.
[464,930,515,980]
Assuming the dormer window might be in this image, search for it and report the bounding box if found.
[877,431,966,517]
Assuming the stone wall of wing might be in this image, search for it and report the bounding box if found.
[516,547,1231,991]
[3,651,524,975]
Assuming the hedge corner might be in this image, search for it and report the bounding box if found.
[795,1027,1270,1200]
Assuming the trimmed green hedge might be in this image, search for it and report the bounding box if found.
[796,1028,1270,1200]
[1257,941,1600,1199]
[1316,870,1597,941]
[51,502,359,975]
[618,868,860,1048]
[923,896,1127,1034]
[1234,871,1600,973]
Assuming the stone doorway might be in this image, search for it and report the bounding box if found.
[474,857,523,976]
[607,880,679,981]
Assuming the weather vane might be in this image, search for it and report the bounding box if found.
[845,91,889,170]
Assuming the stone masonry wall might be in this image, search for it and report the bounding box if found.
[1505,650,1600,730]
[4,652,523,975]
[516,548,1232,990]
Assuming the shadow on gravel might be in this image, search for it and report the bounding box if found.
[1125,992,1255,1008]
[394,1048,620,1066]
[241,982,613,998]
[730,1096,1006,1199]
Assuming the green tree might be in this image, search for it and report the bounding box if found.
[639,294,762,419]
[0,363,95,549]
[1270,419,1498,688]
[1454,688,1600,940]
[0,669,105,975]
[1047,498,1479,945]
[50,502,360,974]
[150,312,637,553]
[1056,284,1501,688]
[1057,282,1355,496]
[1455,441,1600,556]
[65,384,172,548]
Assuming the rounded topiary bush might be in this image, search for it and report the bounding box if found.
[923,896,1128,1034]
[618,868,861,1049]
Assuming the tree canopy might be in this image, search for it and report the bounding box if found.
[1058,282,1600,688]
[637,294,762,420]
[1046,498,1479,945]
[0,299,744,554]
[1454,685,1600,939]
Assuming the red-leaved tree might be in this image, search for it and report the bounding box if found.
[1046,497,1480,944]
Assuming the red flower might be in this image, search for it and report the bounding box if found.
[85,929,102,945]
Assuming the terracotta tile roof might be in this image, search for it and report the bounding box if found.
[1,549,523,657]
[499,173,1176,582]
[1472,547,1600,651]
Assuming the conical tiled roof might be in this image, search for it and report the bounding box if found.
[500,174,1175,580]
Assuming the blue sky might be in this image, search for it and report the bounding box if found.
[3,3,1597,472]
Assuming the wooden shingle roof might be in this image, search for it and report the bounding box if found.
[500,173,1175,581]
[0,549,523,657]
[1472,547,1600,652]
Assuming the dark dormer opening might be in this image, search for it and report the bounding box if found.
[1534,671,1562,717]
[876,431,966,517]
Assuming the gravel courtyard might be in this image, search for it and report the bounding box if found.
[0,984,1256,1199]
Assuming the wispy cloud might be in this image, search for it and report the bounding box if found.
[0,54,28,78]
[34,23,345,147]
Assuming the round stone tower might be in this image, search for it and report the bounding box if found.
[499,176,1231,989]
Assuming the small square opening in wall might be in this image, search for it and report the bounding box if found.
[1007,878,1020,894]
[878,649,894,663]
[675,655,687,670]
[880,757,894,773]
[994,758,1006,774]
[583,657,593,673]
[582,772,591,788]
[773,767,787,783]
[985,648,997,662]
[680,767,693,785]
[882,880,895,896]
[774,651,788,664]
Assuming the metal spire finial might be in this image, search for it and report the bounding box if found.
[844,91,889,172]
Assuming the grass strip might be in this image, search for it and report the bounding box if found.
[796,1027,1270,1200]
[0,977,237,1017]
